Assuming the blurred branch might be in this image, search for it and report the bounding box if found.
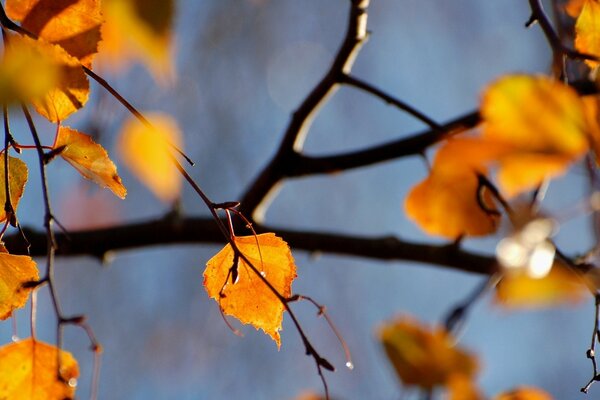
[3,217,497,276]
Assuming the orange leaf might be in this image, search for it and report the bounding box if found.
[0,155,28,223]
[495,262,589,308]
[379,316,478,391]
[405,139,499,239]
[0,338,79,399]
[565,0,587,17]
[55,126,126,199]
[481,75,590,197]
[0,253,38,320]
[575,0,600,68]
[5,0,102,68]
[117,113,182,202]
[494,386,553,400]
[203,233,297,348]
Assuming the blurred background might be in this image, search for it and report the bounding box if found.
[1,0,596,399]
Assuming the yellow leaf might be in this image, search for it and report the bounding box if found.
[405,139,499,239]
[565,0,587,17]
[0,156,29,223]
[575,0,600,68]
[447,375,484,400]
[495,262,589,308]
[55,126,126,199]
[481,75,590,197]
[0,253,38,320]
[0,338,79,400]
[0,35,60,105]
[494,387,553,400]
[117,113,182,202]
[379,316,478,391]
[203,233,298,348]
[5,0,102,67]
[100,0,175,81]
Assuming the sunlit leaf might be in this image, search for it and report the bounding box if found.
[204,233,297,348]
[575,0,600,68]
[447,375,483,400]
[0,338,79,399]
[0,156,29,223]
[117,113,182,202]
[405,139,499,239]
[495,262,589,308]
[100,0,175,81]
[481,75,590,197]
[0,253,38,320]
[55,126,126,199]
[5,0,103,67]
[379,316,478,394]
[0,34,60,105]
[566,0,587,17]
[494,386,553,400]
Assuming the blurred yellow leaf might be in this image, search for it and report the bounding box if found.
[204,233,297,349]
[575,0,600,68]
[100,0,175,81]
[481,75,590,197]
[379,316,478,394]
[495,262,589,308]
[55,126,126,199]
[5,0,102,67]
[447,375,483,400]
[0,253,38,320]
[117,113,182,202]
[0,155,29,223]
[405,138,499,239]
[0,338,79,400]
[494,386,553,400]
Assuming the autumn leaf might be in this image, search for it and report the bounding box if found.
[5,0,103,67]
[566,0,587,17]
[117,113,182,202]
[379,315,478,395]
[100,0,175,81]
[575,0,600,68]
[55,126,126,199]
[0,155,29,223]
[204,233,297,348]
[405,138,499,239]
[480,75,591,197]
[494,386,553,400]
[0,252,38,320]
[0,338,79,400]
[495,262,589,308]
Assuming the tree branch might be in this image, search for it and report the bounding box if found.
[2,217,497,275]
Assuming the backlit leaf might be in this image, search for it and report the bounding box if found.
[494,387,553,400]
[566,0,587,17]
[495,262,589,308]
[575,0,600,68]
[0,156,29,223]
[117,113,182,202]
[55,126,126,199]
[0,252,38,320]
[204,233,298,348]
[379,316,478,393]
[405,139,499,239]
[5,0,103,67]
[0,338,79,399]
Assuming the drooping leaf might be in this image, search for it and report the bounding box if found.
[99,0,175,81]
[204,233,298,348]
[0,252,38,320]
[117,113,182,202]
[494,387,553,400]
[405,139,499,239]
[0,156,29,223]
[0,34,60,105]
[575,0,600,68]
[495,262,589,308]
[480,75,591,197]
[0,338,79,399]
[55,126,126,199]
[5,0,103,67]
[379,316,479,395]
